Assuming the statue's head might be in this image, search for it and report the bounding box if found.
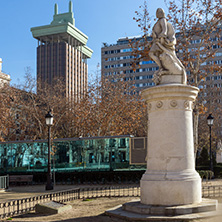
[156,8,165,19]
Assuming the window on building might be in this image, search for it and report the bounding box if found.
[141,60,155,65]
[121,48,132,53]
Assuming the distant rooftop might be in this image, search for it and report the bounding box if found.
[31,1,93,58]
[102,35,152,48]
[118,35,142,41]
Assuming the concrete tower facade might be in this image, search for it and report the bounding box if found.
[31,1,93,101]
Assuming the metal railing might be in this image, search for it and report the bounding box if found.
[0,184,221,220]
[0,175,9,189]
[80,185,140,199]
[202,185,222,198]
[0,188,80,219]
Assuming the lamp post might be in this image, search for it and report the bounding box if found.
[45,109,54,190]
[207,113,214,172]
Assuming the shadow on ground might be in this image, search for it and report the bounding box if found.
[54,214,125,222]
[12,213,125,222]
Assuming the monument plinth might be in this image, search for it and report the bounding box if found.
[140,84,201,205]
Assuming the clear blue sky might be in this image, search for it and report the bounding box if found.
[0,0,168,85]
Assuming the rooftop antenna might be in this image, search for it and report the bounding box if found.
[54,3,58,15]
[69,1,73,13]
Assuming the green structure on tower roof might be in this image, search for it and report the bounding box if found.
[31,1,92,58]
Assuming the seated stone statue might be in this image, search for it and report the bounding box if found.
[149,8,187,85]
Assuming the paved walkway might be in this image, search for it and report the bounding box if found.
[0,185,79,203]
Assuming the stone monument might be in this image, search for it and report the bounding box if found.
[140,7,201,206]
[106,8,221,221]
[216,140,222,163]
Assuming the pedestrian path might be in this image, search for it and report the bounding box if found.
[1,179,222,203]
[0,185,78,203]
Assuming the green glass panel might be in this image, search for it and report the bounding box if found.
[0,137,130,173]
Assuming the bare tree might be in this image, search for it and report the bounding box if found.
[132,0,222,157]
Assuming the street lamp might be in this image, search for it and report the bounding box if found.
[45,109,54,190]
[207,113,214,172]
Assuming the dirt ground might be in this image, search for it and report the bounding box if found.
[9,197,222,222]
[11,197,132,222]
[201,179,222,186]
[6,180,222,222]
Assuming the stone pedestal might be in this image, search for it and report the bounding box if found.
[216,149,222,163]
[140,84,201,206]
[105,83,221,221]
[160,74,184,85]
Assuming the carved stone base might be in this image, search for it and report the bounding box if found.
[160,74,184,84]
[105,199,222,221]
[123,198,218,216]
[141,84,200,206]
[140,174,201,205]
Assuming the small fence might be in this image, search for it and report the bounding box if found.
[0,184,221,219]
[0,175,9,189]
[80,185,140,199]
[0,188,80,219]
[202,185,222,198]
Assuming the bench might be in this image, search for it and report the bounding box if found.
[9,175,33,186]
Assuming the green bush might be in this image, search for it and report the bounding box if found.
[197,170,214,181]
[196,147,209,166]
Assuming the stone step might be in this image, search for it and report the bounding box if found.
[106,202,222,221]
[122,198,218,216]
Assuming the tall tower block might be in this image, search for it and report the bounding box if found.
[31,1,93,100]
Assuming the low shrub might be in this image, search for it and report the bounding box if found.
[197,170,214,181]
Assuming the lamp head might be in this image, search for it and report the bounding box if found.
[207,113,214,126]
[45,109,54,126]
